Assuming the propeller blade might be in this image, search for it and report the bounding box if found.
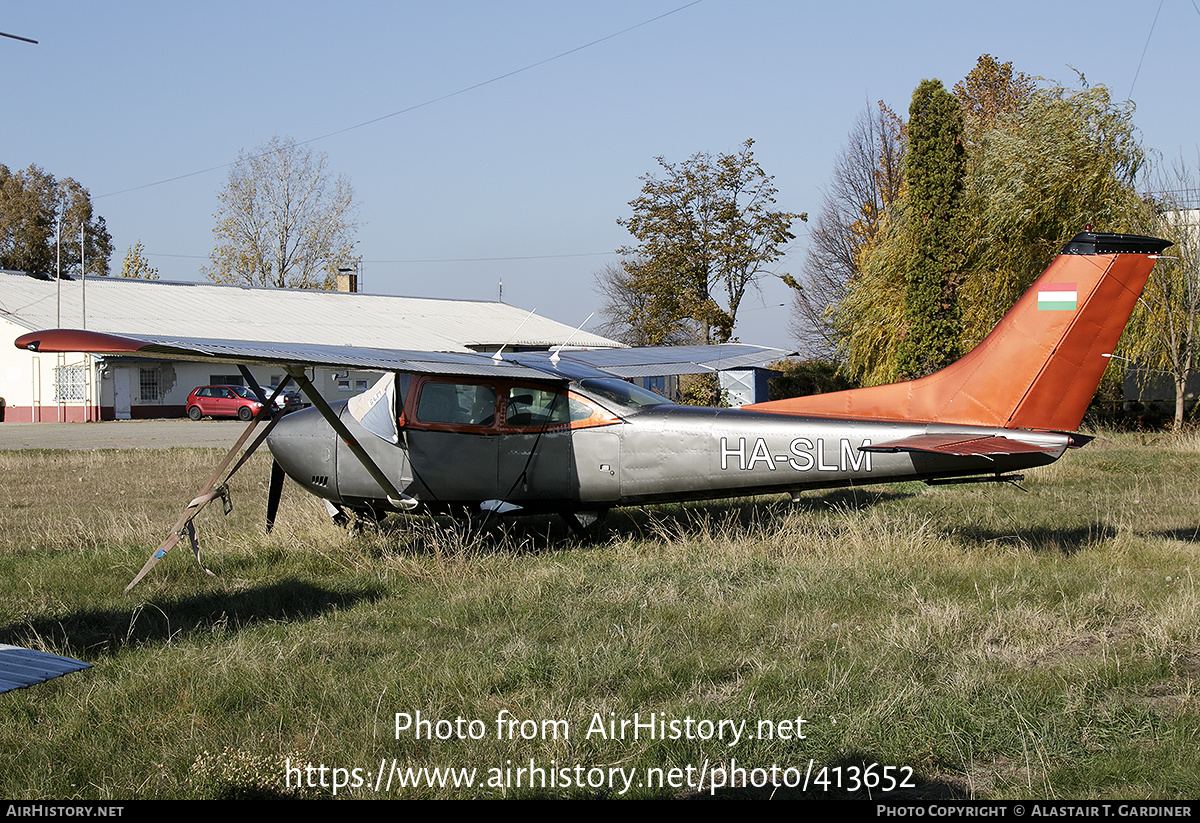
[265,459,285,534]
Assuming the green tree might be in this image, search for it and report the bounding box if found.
[827,57,1145,386]
[766,358,855,400]
[954,53,1035,144]
[894,79,967,379]
[205,135,359,289]
[827,208,910,384]
[1122,159,1200,428]
[959,81,1144,342]
[120,240,159,280]
[610,139,804,344]
[0,163,113,277]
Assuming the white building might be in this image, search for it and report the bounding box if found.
[1,271,619,422]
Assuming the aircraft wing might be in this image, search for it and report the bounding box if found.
[0,645,91,694]
[14,329,561,381]
[860,433,1066,457]
[16,330,793,382]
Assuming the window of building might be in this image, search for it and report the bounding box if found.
[139,368,161,402]
[54,365,86,401]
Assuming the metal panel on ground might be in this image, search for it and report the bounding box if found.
[0,645,91,694]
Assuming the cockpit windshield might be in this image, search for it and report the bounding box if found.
[575,378,674,411]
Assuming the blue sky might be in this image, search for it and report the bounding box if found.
[4,0,1198,350]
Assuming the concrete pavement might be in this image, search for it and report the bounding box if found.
[0,420,253,450]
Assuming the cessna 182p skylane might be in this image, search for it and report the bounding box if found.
[14,231,1170,591]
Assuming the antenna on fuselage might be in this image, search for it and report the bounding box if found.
[549,312,595,365]
[492,307,537,362]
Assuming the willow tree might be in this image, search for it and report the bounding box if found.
[826,206,909,385]
[959,82,1145,345]
[788,102,905,359]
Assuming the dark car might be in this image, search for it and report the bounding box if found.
[186,385,266,421]
[262,386,304,412]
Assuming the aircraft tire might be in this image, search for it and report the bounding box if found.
[187,406,202,421]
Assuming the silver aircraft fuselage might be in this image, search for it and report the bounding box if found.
[265,376,1067,521]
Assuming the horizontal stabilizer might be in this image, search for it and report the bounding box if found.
[0,645,91,694]
[861,433,1063,457]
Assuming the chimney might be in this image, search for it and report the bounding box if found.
[336,271,358,293]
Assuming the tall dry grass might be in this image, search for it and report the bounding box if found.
[1,439,1197,798]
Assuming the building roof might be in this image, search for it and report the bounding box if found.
[0,271,619,353]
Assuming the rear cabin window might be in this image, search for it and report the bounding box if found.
[415,382,496,427]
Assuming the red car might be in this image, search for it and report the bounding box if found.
[186,385,266,421]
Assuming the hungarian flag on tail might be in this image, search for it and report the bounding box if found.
[1038,283,1077,311]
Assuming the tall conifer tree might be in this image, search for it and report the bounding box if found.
[895,79,967,379]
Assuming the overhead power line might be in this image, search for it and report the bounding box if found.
[97,1,704,199]
[149,250,616,263]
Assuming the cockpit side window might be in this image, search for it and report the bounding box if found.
[505,386,570,427]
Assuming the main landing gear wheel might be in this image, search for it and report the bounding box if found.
[561,509,609,539]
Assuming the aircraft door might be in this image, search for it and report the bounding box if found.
[402,379,501,504]
[497,386,572,502]
[404,431,499,503]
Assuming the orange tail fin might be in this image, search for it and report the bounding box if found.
[749,232,1170,431]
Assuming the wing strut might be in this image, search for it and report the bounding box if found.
[125,381,291,591]
[284,368,418,512]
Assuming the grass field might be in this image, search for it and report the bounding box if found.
[1,431,1198,799]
